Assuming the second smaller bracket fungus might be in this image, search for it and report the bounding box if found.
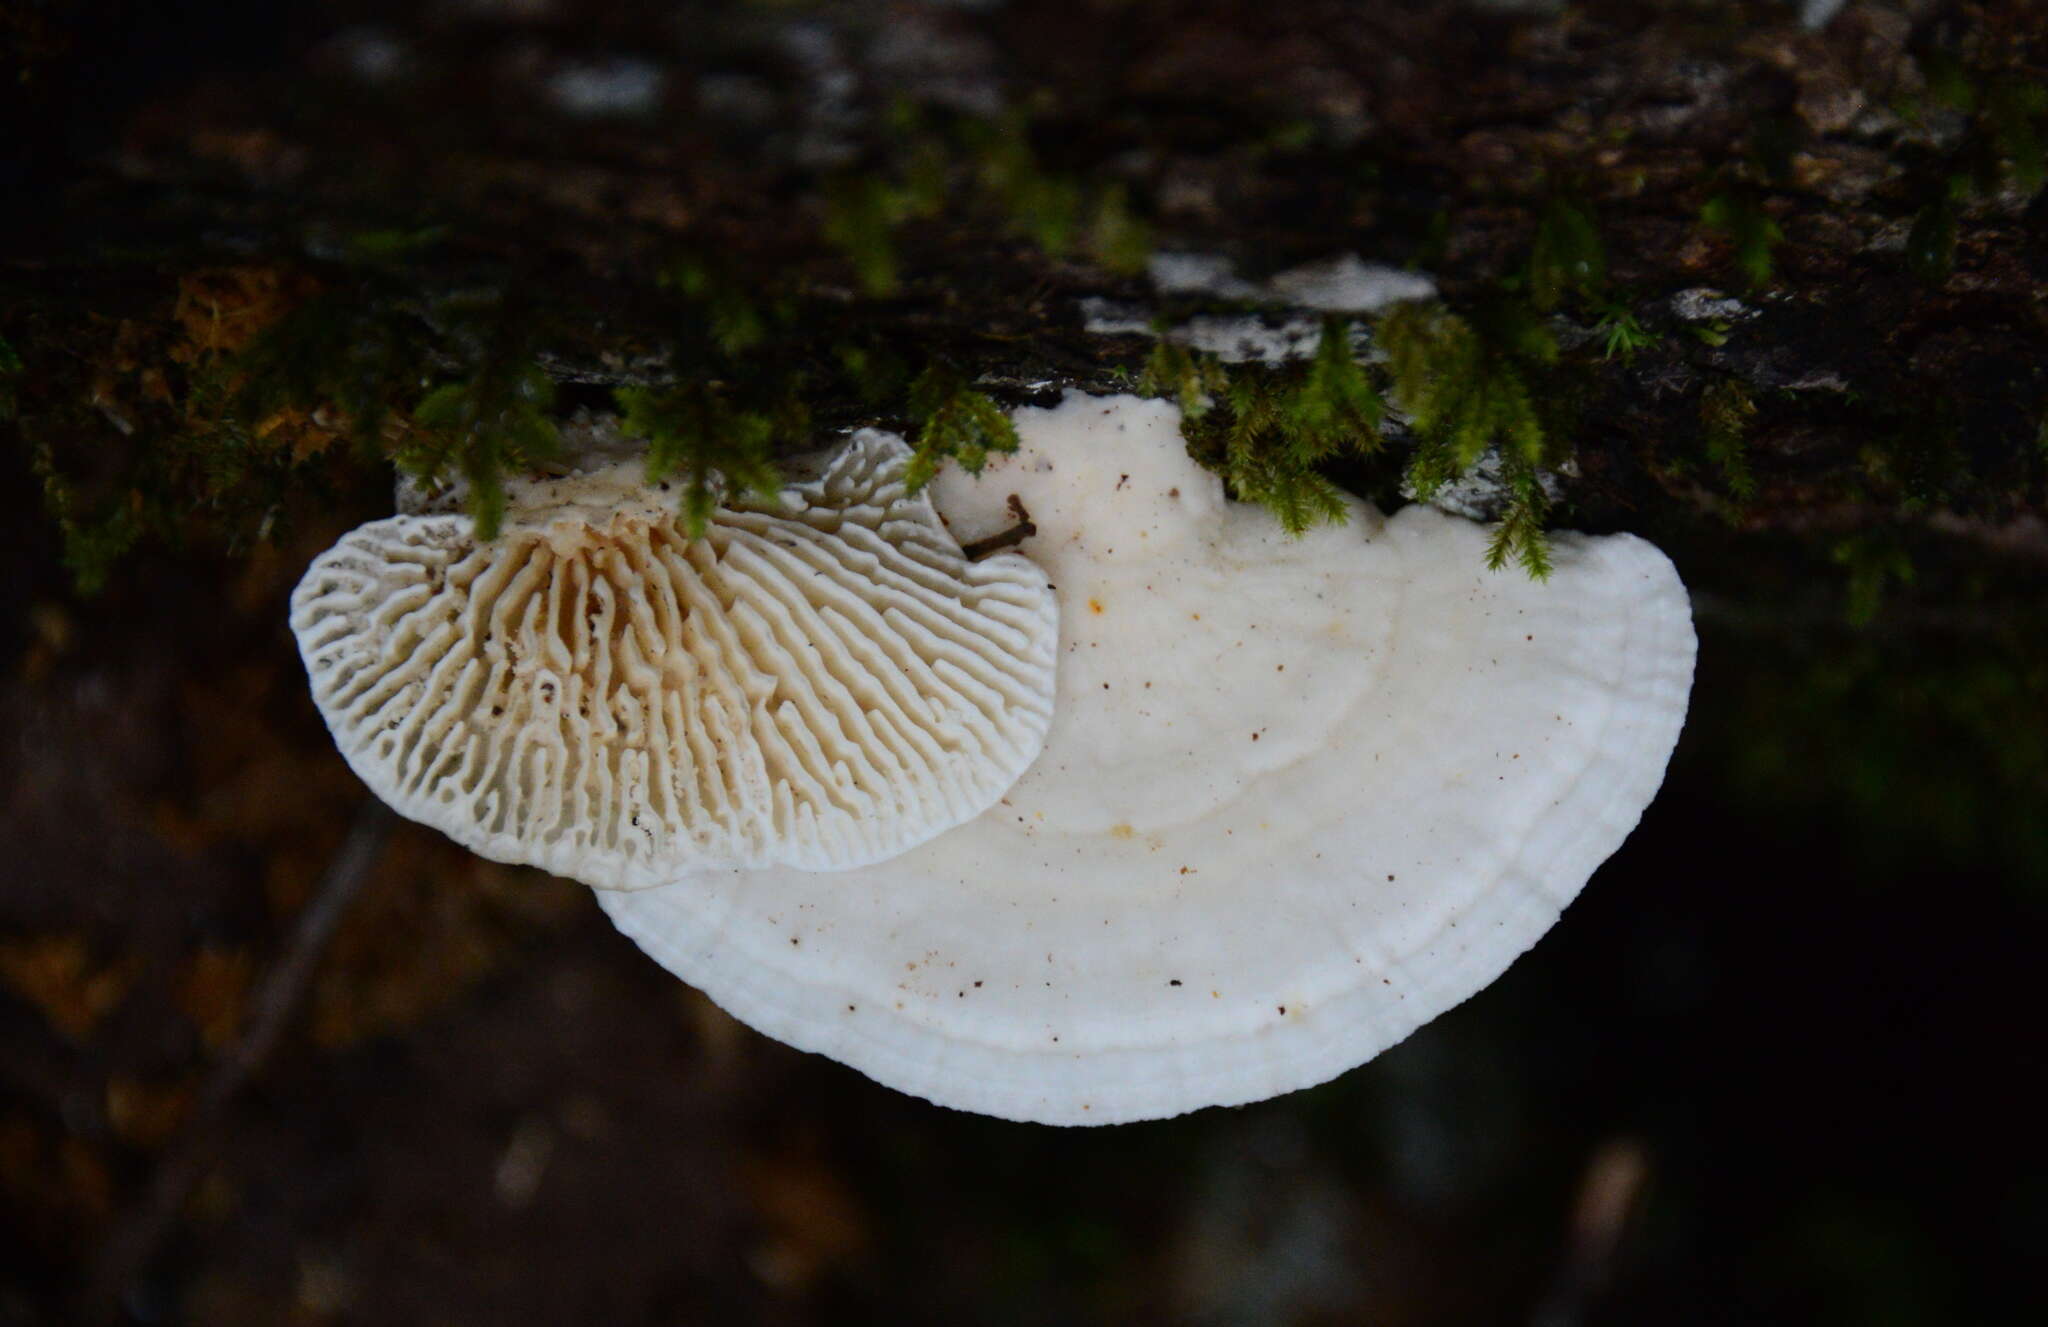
[290,420,1059,889]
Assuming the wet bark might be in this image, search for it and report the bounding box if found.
[8,3,2044,571]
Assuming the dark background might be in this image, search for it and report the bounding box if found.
[3,1,2045,1323]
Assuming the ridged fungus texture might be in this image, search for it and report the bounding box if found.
[292,430,1058,889]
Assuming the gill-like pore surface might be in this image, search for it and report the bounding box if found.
[291,432,1058,888]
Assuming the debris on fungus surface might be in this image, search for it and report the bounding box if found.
[597,392,1695,1125]
[290,417,1059,889]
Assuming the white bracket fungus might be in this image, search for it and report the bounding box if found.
[598,392,1695,1125]
[291,421,1059,889]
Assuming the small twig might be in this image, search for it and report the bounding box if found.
[960,494,1036,560]
[82,800,395,1321]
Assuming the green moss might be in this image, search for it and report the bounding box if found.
[1137,338,1227,421]
[30,348,325,595]
[404,361,562,541]
[1591,300,1655,361]
[823,174,916,297]
[27,436,145,596]
[1689,318,1734,348]
[1260,119,1318,155]
[1700,378,1757,505]
[1483,465,1553,580]
[342,224,451,262]
[1901,52,2047,280]
[615,383,795,536]
[1395,307,1553,556]
[1163,302,1574,576]
[822,105,1154,297]
[962,113,1079,257]
[1698,190,1784,290]
[234,291,433,454]
[1210,380,1350,534]
[18,262,449,595]
[1282,320,1383,486]
[961,109,1155,271]
[660,257,777,356]
[1086,184,1152,277]
[904,363,1018,492]
[1214,375,1352,533]
[833,341,911,409]
[1173,319,1385,537]
[1380,301,1563,577]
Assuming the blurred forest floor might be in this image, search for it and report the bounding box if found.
[2,1,2046,1324]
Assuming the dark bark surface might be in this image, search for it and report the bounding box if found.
[2,3,2045,1325]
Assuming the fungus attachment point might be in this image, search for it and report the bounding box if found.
[291,420,1058,888]
[600,393,1695,1125]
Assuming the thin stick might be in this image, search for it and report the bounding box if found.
[82,800,395,1320]
[960,495,1036,561]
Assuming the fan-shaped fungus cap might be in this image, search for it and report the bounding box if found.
[290,420,1059,889]
[598,392,1695,1124]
